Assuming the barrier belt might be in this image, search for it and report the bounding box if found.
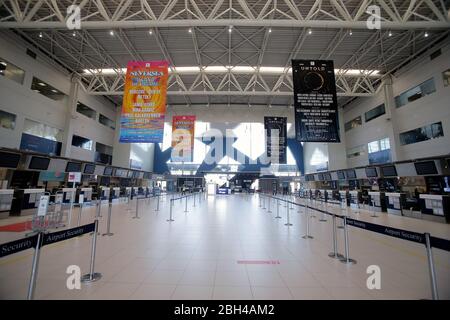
[430,236,450,252]
[0,234,38,258]
[42,223,95,246]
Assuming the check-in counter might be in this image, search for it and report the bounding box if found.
[0,189,14,219]
[62,188,76,204]
[99,186,110,203]
[125,187,132,199]
[419,194,450,223]
[77,187,92,203]
[11,188,46,216]
[318,189,327,202]
[339,190,349,207]
[368,191,386,212]
[349,190,362,210]
[385,192,406,216]
[111,187,121,203]
[131,187,138,199]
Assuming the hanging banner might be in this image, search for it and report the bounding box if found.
[292,60,340,142]
[119,60,169,143]
[264,117,287,164]
[171,115,196,162]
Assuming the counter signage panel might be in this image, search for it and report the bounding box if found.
[414,161,438,175]
[65,161,82,173]
[381,165,397,177]
[337,171,345,180]
[345,169,356,179]
[365,167,378,178]
[29,156,50,170]
[103,166,113,176]
[0,151,21,168]
[83,164,95,174]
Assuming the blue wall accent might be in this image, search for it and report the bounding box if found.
[20,133,62,156]
[153,137,304,175]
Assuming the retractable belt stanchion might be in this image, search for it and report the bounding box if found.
[77,203,83,227]
[284,200,292,226]
[338,199,345,229]
[259,195,262,207]
[328,214,343,259]
[193,193,196,207]
[319,200,328,222]
[27,232,43,300]
[340,216,356,264]
[133,196,140,219]
[267,197,272,213]
[184,196,188,213]
[167,199,174,222]
[370,199,378,218]
[275,199,281,219]
[262,196,266,209]
[302,204,313,239]
[81,219,102,283]
[424,233,439,300]
[102,201,114,236]
[96,199,102,218]
[155,195,160,211]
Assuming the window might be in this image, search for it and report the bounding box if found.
[443,69,450,87]
[23,119,62,141]
[76,102,96,120]
[344,116,362,132]
[346,145,365,159]
[399,122,444,146]
[0,57,25,84]
[395,78,436,108]
[368,138,390,153]
[368,138,391,164]
[31,77,67,101]
[99,114,115,130]
[365,104,385,122]
[0,109,16,130]
[72,134,93,150]
[95,142,113,165]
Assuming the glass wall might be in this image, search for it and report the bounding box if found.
[365,104,385,122]
[346,145,365,159]
[31,77,67,101]
[395,78,436,108]
[0,57,25,84]
[99,114,115,130]
[368,137,391,164]
[399,122,444,146]
[0,109,16,130]
[76,102,97,120]
[344,116,362,132]
[72,134,93,150]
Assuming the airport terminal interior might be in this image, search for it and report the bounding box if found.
[0,0,449,301]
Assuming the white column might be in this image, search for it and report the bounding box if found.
[382,75,402,162]
[61,75,79,158]
[327,107,348,170]
[112,105,131,168]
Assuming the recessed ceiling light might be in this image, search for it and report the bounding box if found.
[349,30,353,35]
[228,26,233,33]
[149,30,153,35]
[388,31,392,37]
[0,62,7,66]
[424,31,429,37]
[308,29,312,35]
[39,32,43,38]
[51,89,58,93]
[109,30,114,36]
[188,28,192,33]
[38,82,46,86]
[72,32,76,37]
[268,28,272,33]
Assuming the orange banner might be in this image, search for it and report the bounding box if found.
[171,115,196,162]
[119,60,168,143]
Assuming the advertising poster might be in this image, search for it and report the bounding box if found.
[292,59,340,142]
[171,115,196,162]
[264,117,287,164]
[119,60,169,143]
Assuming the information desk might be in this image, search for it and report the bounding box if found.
[99,186,110,204]
[217,187,231,195]
[0,189,14,219]
[349,190,362,210]
[11,188,46,216]
[368,191,386,212]
[317,189,327,202]
[419,194,450,223]
[385,192,406,216]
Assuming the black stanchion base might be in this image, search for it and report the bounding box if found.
[339,257,357,264]
[167,219,175,222]
[284,223,293,226]
[302,235,313,239]
[328,252,344,259]
[81,272,102,283]
[319,219,328,222]
[337,225,344,229]
[275,216,282,219]
[102,233,114,236]
[132,216,140,219]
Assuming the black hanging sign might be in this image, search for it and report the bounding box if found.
[292,59,340,142]
[0,235,38,258]
[264,117,287,164]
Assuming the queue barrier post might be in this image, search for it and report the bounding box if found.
[193,193,196,207]
[26,232,43,300]
[319,201,328,222]
[338,199,345,229]
[259,195,262,207]
[302,205,313,239]
[328,214,343,259]
[77,203,83,227]
[184,196,188,213]
[133,196,140,219]
[340,216,356,264]
[262,196,266,210]
[81,219,102,283]
[284,200,292,226]
[167,199,175,222]
[155,195,160,211]
[96,199,102,218]
[370,199,378,218]
[275,199,281,219]
[102,202,114,236]
[424,233,439,300]
[268,197,272,213]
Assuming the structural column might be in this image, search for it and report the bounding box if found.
[61,74,79,158]
[382,75,402,162]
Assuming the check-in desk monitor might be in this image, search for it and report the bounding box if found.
[78,187,92,203]
[349,190,362,209]
[385,192,405,215]
[419,194,450,223]
[62,188,76,204]
[368,191,386,212]
[0,189,14,218]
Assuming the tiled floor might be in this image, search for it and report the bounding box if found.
[0,193,449,300]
